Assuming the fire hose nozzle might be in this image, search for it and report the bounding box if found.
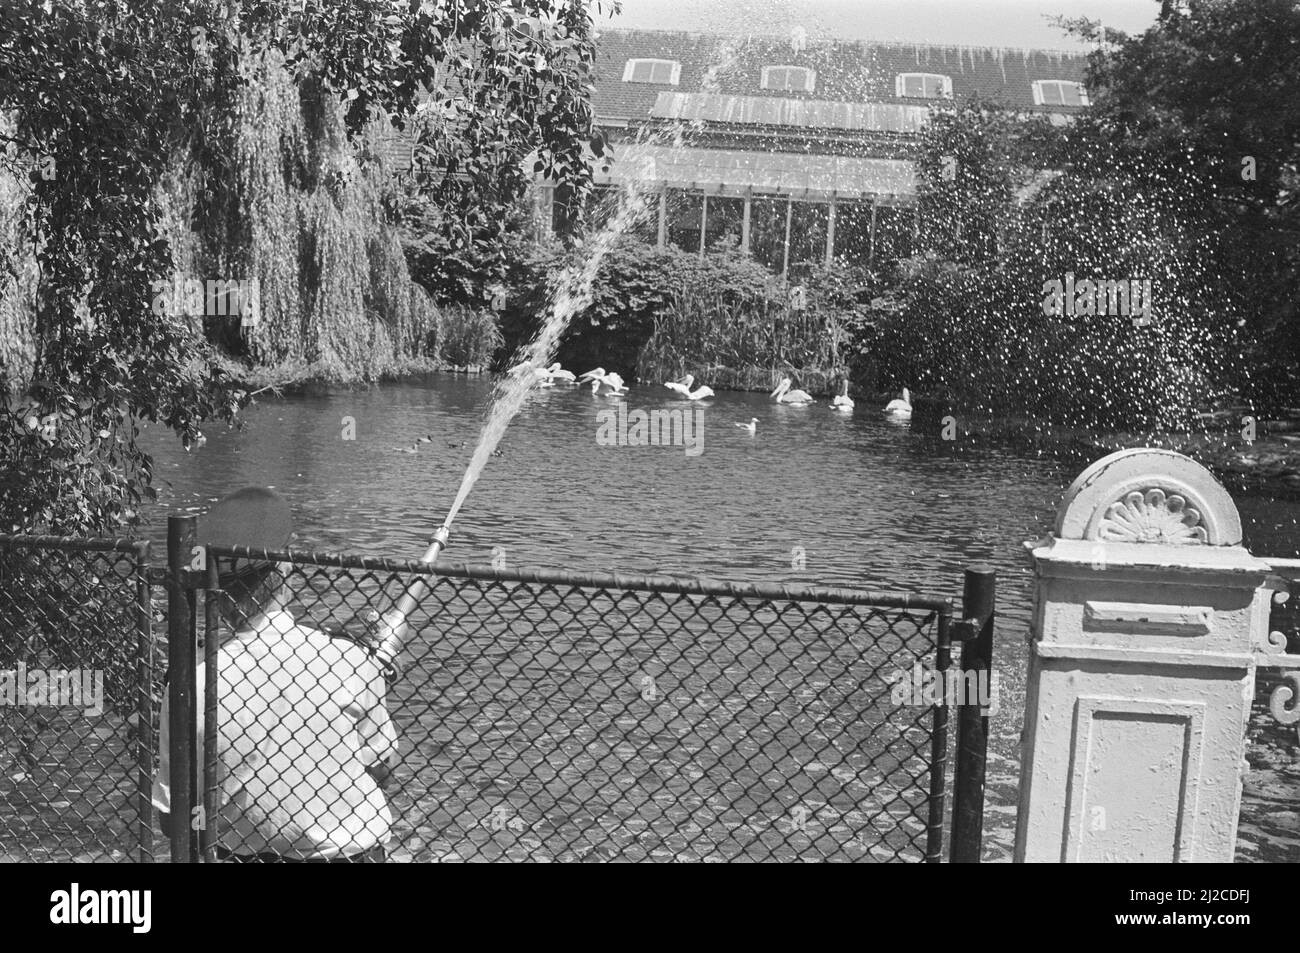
[376,524,453,670]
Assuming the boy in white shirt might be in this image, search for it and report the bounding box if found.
[154,487,398,862]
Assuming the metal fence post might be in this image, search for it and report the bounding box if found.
[166,516,198,863]
[201,585,223,863]
[924,607,954,862]
[951,568,995,863]
[133,541,156,863]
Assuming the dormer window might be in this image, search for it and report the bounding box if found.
[761,65,817,93]
[895,73,952,99]
[622,58,681,85]
[1032,80,1089,106]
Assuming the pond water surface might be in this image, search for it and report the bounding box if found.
[139,373,1300,860]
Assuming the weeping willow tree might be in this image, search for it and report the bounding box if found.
[1,0,604,537]
[0,113,37,386]
[231,49,308,367]
[156,50,437,382]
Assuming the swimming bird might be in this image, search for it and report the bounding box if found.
[508,360,555,387]
[392,433,439,453]
[734,417,758,434]
[884,387,912,418]
[682,384,715,401]
[771,378,814,405]
[587,376,627,397]
[580,368,628,396]
[831,381,854,411]
[547,363,577,383]
[664,373,695,396]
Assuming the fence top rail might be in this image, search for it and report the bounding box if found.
[1264,557,1300,577]
[0,533,151,558]
[205,543,953,612]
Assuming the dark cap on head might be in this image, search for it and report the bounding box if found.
[197,487,293,555]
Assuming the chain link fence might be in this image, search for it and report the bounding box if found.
[4,529,1294,863]
[0,532,963,863]
[198,546,955,863]
[0,535,159,862]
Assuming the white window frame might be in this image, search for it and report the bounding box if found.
[1031,80,1090,107]
[622,58,681,85]
[761,65,817,93]
[895,72,953,99]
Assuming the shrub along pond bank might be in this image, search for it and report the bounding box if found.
[200,235,862,397]
[492,236,882,397]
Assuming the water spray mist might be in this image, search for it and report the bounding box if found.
[370,108,708,672]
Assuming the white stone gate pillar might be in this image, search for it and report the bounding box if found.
[1015,449,1272,862]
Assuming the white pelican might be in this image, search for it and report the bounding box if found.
[884,387,912,418]
[579,367,628,396]
[831,380,854,411]
[771,378,815,405]
[546,362,577,383]
[508,360,556,387]
[664,373,695,396]
[734,417,758,435]
[682,384,714,401]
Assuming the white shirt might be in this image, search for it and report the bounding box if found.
[153,610,398,859]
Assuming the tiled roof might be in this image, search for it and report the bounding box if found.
[593,28,1089,123]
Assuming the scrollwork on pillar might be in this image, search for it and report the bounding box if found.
[1258,586,1300,744]
[1269,674,1300,745]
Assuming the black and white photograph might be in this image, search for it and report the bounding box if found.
[0,0,1295,922]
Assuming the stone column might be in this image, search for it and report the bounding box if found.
[824,196,836,268]
[657,188,667,249]
[867,198,879,268]
[781,195,793,278]
[1015,448,1272,862]
[741,191,752,254]
[698,193,708,258]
